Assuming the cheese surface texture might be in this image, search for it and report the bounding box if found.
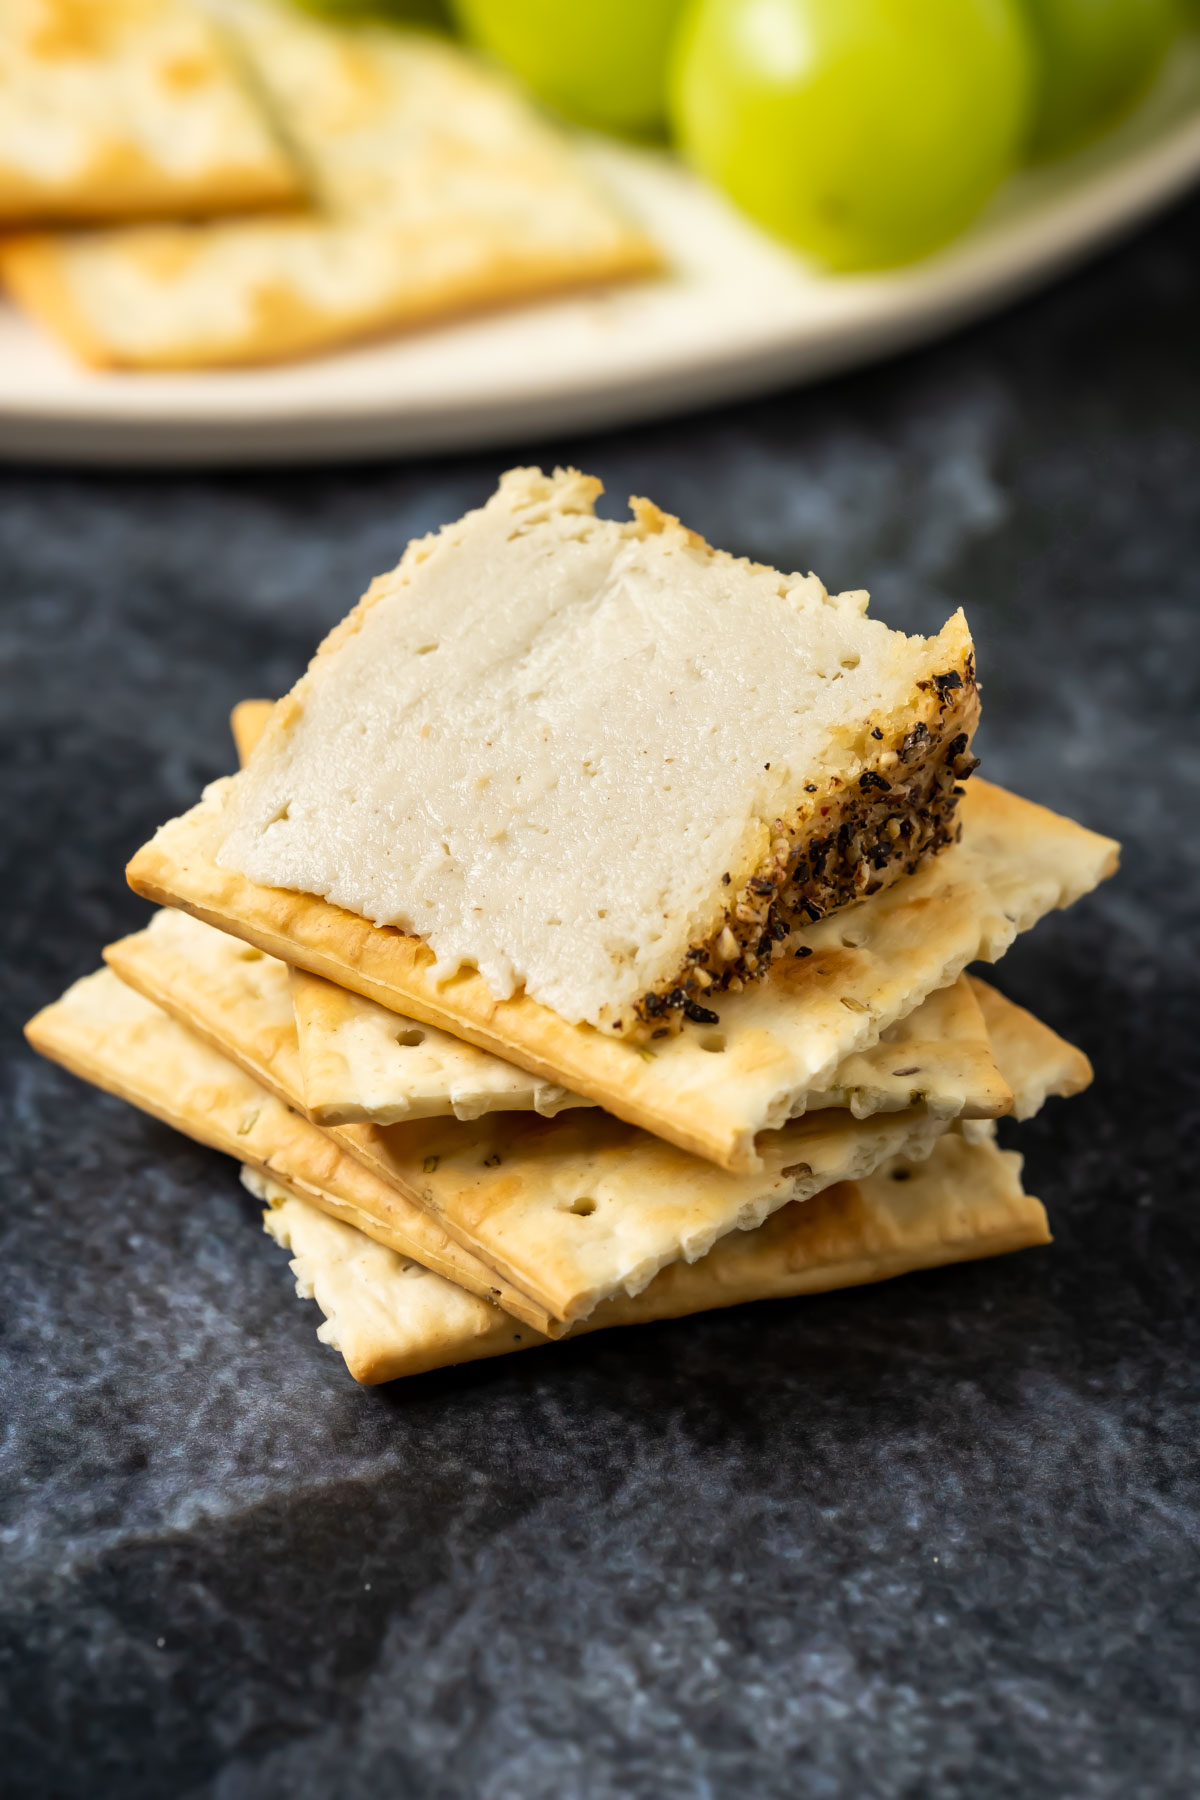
[219,468,973,1029]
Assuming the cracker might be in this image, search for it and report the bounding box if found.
[27,962,554,1334]
[0,0,301,225]
[290,967,592,1125]
[251,1169,538,1382]
[0,0,657,368]
[968,976,1092,1119]
[321,1103,951,1328]
[100,906,949,1327]
[126,776,1119,1171]
[258,1129,1049,1384]
[802,973,1011,1119]
[289,962,1010,1127]
[230,699,275,769]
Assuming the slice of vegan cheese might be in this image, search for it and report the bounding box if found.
[216,467,980,1033]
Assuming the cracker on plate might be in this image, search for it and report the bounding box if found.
[0,0,658,367]
[100,905,950,1328]
[0,0,301,225]
[25,964,555,1334]
[257,1129,1049,1384]
[126,774,1118,1172]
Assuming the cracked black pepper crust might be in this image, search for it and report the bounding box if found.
[629,652,980,1036]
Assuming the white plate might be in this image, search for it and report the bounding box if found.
[2,42,1199,466]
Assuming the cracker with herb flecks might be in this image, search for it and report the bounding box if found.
[104,911,1027,1325]
[25,964,553,1333]
[289,965,593,1125]
[98,907,951,1329]
[126,774,1118,1174]
[287,962,1010,1128]
[256,1129,1050,1385]
[968,975,1093,1119]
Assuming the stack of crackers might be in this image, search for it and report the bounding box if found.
[0,0,657,368]
[26,470,1120,1386]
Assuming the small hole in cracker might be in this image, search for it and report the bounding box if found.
[395,1028,426,1047]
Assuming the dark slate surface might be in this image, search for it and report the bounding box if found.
[2,192,1199,1800]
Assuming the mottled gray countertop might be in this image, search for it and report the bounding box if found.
[2,193,1199,1800]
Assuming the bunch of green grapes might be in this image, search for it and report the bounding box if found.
[298,0,1191,270]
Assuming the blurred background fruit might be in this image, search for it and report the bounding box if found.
[286,0,1197,271]
[449,0,686,136]
[294,0,450,23]
[668,0,1034,271]
[1015,0,1177,159]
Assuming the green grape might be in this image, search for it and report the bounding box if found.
[449,0,686,136]
[1015,0,1177,160]
[669,0,1034,272]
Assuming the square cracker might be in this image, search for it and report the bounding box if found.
[100,906,950,1328]
[257,1128,1050,1385]
[0,0,657,368]
[126,776,1118,1172]
[25,964,555,1335]
[0,0,300,225]
[288,962,1010,1128]
[304,1103,951,1329]
[290,966,591,1126]
[968,976,1092,1119]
